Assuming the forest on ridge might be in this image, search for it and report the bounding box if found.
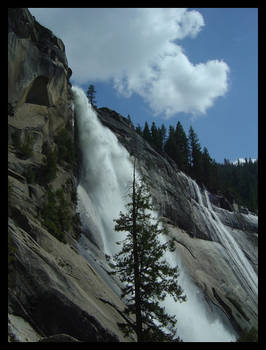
[133,118,258,213]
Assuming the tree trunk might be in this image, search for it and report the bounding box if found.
[132,158,143,341]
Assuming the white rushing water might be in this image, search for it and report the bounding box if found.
[72,86,237,341]
[186,176,258,305]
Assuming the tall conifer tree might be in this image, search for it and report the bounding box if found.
[86,84,97,107]
[143,122,152,144]
[175,121,189,172]
[151,122,160,150]
[164,126,177,162]
[109,160,186,342]
[159,124,167,151]
[188,126,202,182]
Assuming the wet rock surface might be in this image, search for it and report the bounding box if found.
[8,8,257,342]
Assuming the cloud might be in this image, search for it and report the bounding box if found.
[29,8,230,118]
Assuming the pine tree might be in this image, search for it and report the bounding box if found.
[175,121,189,173]
[110,160,186,342]
[164,125,177,162]
[151,122,159,150]
[143,122,152,144]
[158,124,167,151]
[135,124,143,137]
[86,84,97,107]
[188,126,202,182]
[202,146,212,189]
[127,114,133,127]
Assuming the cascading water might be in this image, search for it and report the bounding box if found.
[187,176,258,305]
[72,86,237,341]
[204,189,258,301]
[73,86,133,258]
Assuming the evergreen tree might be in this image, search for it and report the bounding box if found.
[202,146,212,189]
[135,124,143,137]
[134,120,257,212]
[143,122,152,144]
[110,160,186,342]
[164,125,177,162]
[158,124,167,151]
[151,122,160,150]
[175,121,189,172]
[86,84,97,107]
[215,158,258,212]
[188,126,202,182]
[127,114,133,127]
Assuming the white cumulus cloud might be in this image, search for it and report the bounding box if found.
[29,8,230,118]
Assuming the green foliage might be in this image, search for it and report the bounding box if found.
[216,159,258,212]
[110,165,186,341]
[120,111,257,212]
[136,118,257,212]
[150,122,159,149]
[127,114,134,127]
[141,122,166,152]
[164,125,176,161]
[188,126,203,181]
[143,121,152,145]
[87,84,97,107]
[176,123,189,168]
[158,124,167,151]
[40,187,72,242]
[174,122,189,172]
[236,327,258,342]
[135,124,143,136]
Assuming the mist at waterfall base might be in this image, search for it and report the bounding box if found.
[72,86,237,342]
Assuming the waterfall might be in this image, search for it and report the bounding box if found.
[73,86,133,258]
[72,86,237,341]
[186,176,257,304]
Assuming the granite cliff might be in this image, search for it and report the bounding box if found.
[8,8,133,342]
[8,8,258,342]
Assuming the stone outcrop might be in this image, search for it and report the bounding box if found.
[8,8,71,108]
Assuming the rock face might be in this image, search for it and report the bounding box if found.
[8,8,257,342]
[8,8,70,108]
[8,8,134,343]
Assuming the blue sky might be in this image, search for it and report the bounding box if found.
[29,8,258,163]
